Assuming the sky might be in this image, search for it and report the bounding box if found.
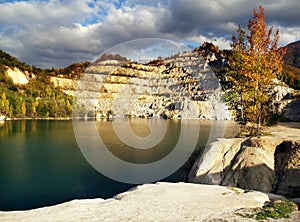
[0,0,299,68]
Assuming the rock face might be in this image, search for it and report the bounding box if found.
[0,182,276,222]
[274,141,300,196]
[188,125,300,197]
[189,138,281,192]
[50,77,77,96]
[283,91,300,121]
[6,67,30,84]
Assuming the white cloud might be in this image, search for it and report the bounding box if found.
[0,0,97,26]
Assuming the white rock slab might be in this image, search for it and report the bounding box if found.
[0,182,272,222]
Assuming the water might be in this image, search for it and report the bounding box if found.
[0,120,239,211]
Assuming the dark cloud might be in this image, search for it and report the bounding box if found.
[263,0,300,27]
[158,0,300,37]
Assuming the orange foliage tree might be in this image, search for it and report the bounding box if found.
[228,6,286,129]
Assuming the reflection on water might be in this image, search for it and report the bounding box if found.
[0,120,37,136]
[0,120,239,210]
[97,119,181,164]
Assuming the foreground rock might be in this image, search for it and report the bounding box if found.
[274,141,300,196]
[0,182,285,222]
[284,91,300,121]
[189,123,300,197]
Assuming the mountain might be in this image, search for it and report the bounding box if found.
[284,41,300,68]
[282,41,300,89]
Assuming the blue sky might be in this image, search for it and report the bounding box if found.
[0,0,299,68]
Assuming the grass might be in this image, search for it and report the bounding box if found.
[227,187,243,195]
[245,200,298,220]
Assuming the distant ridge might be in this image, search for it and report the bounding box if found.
[282,40,300,89]
[284,40,300,69]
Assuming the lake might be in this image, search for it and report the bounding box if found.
[0,119,239,210]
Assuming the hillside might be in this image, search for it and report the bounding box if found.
[45,61,90,80]
[0,49,74,118]
[1,40,299,119]
[282,41,300,89]
[284,41,300,69]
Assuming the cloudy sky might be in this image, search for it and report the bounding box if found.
[0,0,299,68]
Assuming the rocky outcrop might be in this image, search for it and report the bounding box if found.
[283,91,300,121]
[6,67,35,85]
[0,182,285,222]
[194,41,229,73]
[188,137,281,192]
[274,141,300,196]
[50,77,77,96]
[189,124,300,197]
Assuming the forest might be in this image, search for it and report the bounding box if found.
[0,49,76,118]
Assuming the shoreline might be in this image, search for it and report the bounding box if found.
[6,117,73,121]
[1,122,299,221]
[2,117,238,121]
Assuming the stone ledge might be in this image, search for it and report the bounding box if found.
[0,182,280,222]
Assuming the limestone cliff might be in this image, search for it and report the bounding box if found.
[6,66,35,85]
[50,76,77,96]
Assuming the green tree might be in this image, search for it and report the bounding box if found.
[227,6,286,129]
[14,96,23,117]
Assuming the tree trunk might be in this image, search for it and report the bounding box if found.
[257,114,261,131]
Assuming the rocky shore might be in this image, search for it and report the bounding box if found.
[2,182,298,222]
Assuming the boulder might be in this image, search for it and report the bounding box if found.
[189,134,300,197]
[189,138,282,193]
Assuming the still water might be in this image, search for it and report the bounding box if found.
[0,120,239,210]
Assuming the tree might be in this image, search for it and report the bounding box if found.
[227,6,286,129]
[21,101,26,117]
[31,99,39,117]
[1,92,10,115]
[15,96,23,116]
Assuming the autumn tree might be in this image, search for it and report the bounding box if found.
[0,92,10,116]
[21,101,26,117]
[228,6,286,129]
